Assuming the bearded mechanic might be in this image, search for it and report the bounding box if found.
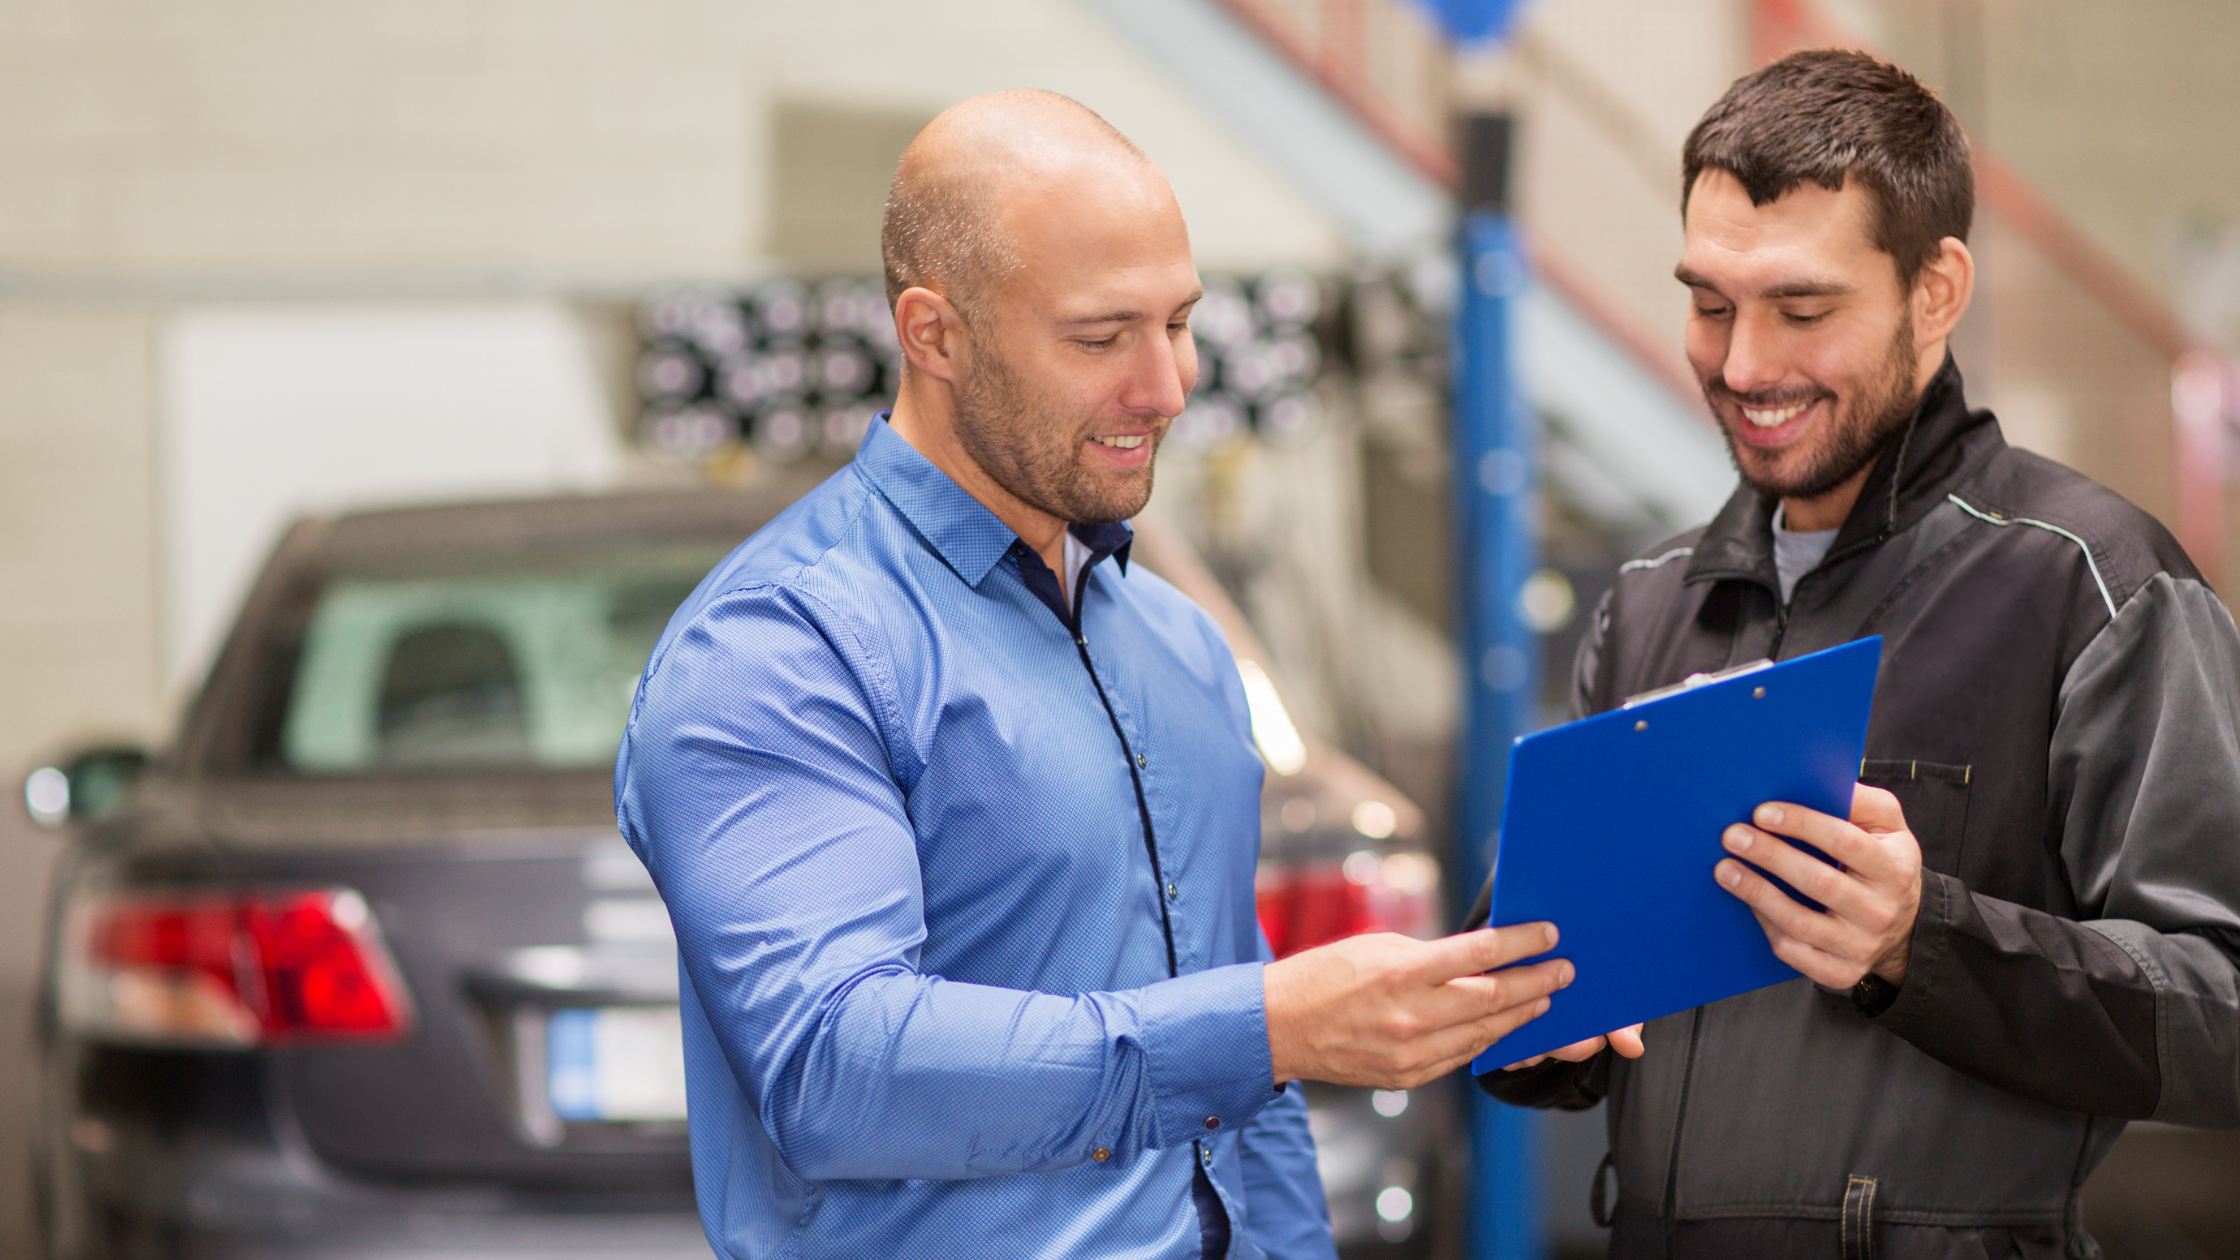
[1471,51,2240,1259]
[615,91,1575,1260]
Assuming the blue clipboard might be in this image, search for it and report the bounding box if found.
[1470,636,1882,1073]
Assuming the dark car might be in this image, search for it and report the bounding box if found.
[25,485,1452,1259]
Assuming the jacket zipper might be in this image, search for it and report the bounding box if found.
[1066,591,1179,980]
[1659,570,1787,1246]
[1661,1006,1706,1253]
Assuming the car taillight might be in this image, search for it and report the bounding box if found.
[1256,850,1442,959]
[60,888,413,1046]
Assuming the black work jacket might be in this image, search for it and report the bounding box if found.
[1472,359,2240,1260]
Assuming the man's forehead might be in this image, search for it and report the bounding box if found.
[1028,262,1201,325]
[997,178,1198,317]
[1680,170,1886,287]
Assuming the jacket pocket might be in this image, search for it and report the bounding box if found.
[1859,759,1972,876]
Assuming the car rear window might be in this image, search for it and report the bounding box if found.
[273,547,728,773]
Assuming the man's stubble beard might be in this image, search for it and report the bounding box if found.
[1713,308,1920,505]
[949,335,1159,526]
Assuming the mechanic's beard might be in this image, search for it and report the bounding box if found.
[1714,310,1920,504]
[950,340,1159,526]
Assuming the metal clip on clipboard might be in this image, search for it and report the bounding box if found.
[1622,658,1776,710]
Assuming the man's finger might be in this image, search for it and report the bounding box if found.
[1417,923,1559,983]
[1721,825,1870,918]
[1749,801,1886,876]
[1716,857,1850,951]
[1741,900,1863,988]
[1507,1026,1632,1071]
[1436,958,1574,1026]
[1849,782,1907,834]
[1547,1034,1611,1063]
[1405,994,1556,1080]
[1761,925,1852,988]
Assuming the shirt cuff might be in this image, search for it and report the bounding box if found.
[1875,867,1958,1033]
[1137,962,1282,1148]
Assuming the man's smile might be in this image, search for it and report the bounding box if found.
[1725,394,1826,448]
[1085,428,1159,470]
[1743,400,1810,428]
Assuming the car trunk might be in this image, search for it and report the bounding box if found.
[181,775,693,1190]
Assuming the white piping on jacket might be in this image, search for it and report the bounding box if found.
[1619,546,1695,575]
[1946,493,2118,618]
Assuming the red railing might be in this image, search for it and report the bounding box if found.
[1750,0,2197,366]
[1213,0,1707,409]
[1222,0,2234,582]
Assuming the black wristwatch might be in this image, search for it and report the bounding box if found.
[1850,972,1901,1018]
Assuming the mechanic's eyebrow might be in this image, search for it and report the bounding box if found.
[1761,279,1855,300]
[1673,266,1852,301]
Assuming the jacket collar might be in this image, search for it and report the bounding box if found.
[853,414,1132,587]
[1684,354,2000,589]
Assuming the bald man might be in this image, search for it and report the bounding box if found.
[616,91,1569,1260]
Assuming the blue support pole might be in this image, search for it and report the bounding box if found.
[1453,199,1544,1257]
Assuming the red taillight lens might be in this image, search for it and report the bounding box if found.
[1256,850,1443,958]
[63,888,412,1046]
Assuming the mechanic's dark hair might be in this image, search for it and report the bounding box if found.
[1683,49,1972,288]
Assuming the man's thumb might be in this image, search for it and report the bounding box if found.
[1850,782,1906,833]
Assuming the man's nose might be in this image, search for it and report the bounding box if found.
[1124,329,1194,419]
[1720,313,1786,397]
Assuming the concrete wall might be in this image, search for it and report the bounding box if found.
[0,305,159,1258]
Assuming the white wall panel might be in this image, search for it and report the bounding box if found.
[158,304,621,692]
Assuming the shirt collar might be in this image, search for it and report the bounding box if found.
[855,414,1133,586]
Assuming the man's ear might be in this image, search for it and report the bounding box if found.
[1912,236,1975,347]
[894,285,970,386]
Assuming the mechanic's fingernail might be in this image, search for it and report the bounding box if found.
[1558,961,1576,987]
[1725,826,1751,852]
[1756,804,1784,827]
[1543,923,1559,948]
[1535,997,1551,1016]
[1716,861,1742,888]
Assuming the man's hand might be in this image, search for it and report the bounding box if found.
[1500,1023,1646,1072]
[1265,924,1572,1089]
[1715,783,1923,989]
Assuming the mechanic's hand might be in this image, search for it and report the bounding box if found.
[1500,1023,1646,1072]
[1265,924,1572,1089]
[1715,783,1923,989]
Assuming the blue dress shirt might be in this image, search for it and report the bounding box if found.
[615,417,1336,1259]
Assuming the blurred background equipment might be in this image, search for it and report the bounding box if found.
[5,1,2240,1258]
[635,279,898,466]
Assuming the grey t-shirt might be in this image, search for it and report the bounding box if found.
[1772,505,1839,605]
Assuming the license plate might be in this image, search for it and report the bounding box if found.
[546,1005,687,1122]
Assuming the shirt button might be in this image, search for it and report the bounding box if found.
[1136,752,1147,768]
[1092,1147,1111,1162]
[1166,883,1179,899]
[1204,1116,1220,1130]
[1200,1147,1213,1165]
